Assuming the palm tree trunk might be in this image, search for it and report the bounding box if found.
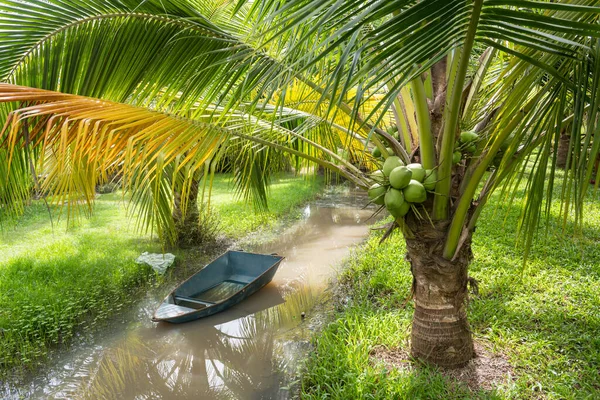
[405,220,474,368]
[172,172,201,246]
[557,129,570,169]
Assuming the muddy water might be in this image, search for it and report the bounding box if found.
[7,191,375,399]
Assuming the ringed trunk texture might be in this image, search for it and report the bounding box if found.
[556,131,570,169]
[405,219,474,368]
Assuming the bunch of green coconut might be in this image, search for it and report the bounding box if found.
[452,130,480,164]
[367,155,437,219]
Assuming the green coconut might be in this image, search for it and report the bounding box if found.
[372,147,382,158]
[423,170,437,190]
[386,147,394,156]
[382,156,403,176]
[396,200,411,217]
[371,169,385,181]
[386,125,398,135]
[384,188,405,217]
[403,180,427,203]
[406,163,426,182]
[389,166,412,189]
[368,183,387,205]
[453,151,462,164]
[460,131,479,143]
[465,143,477,154]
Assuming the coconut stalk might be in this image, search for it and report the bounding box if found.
[410,75,435,168]
[433,0,483,221]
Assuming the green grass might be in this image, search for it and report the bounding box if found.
[209,173,323,238]
[0,195,160,376]
[301,180,600,399]
[0,172,322,376]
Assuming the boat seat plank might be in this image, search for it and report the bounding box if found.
[174,296,215,306]
[227,275,254,284]
[154,303,196,319]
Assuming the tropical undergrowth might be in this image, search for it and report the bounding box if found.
[301,174,600,399]
[0,172,322,378]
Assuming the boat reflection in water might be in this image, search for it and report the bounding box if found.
[74,283,319,399]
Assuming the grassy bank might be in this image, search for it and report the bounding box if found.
[302,184,600,399]
[210,173,323,238]
[0,173,322,376]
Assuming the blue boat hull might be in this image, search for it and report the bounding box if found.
[152,251,283,323]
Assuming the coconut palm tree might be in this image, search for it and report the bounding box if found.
[1,0,600,368]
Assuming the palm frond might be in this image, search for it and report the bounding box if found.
[0,84,221,240]
[1,0,600,257]
[0,84,370,240]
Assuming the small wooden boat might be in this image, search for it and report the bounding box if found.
[152,250,284,323]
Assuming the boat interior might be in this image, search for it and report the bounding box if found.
[172,280,248,309]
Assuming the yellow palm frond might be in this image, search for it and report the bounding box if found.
[0,84,369,240]
[0,84,223,240]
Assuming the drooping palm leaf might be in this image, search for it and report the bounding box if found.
[0,83,371,241]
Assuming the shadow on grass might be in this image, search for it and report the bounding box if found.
[301,306,506,400]
[468,202,600,396]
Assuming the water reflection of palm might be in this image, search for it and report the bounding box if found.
[75,284,314,399]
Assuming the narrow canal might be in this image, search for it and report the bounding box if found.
[8,190,375,399]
